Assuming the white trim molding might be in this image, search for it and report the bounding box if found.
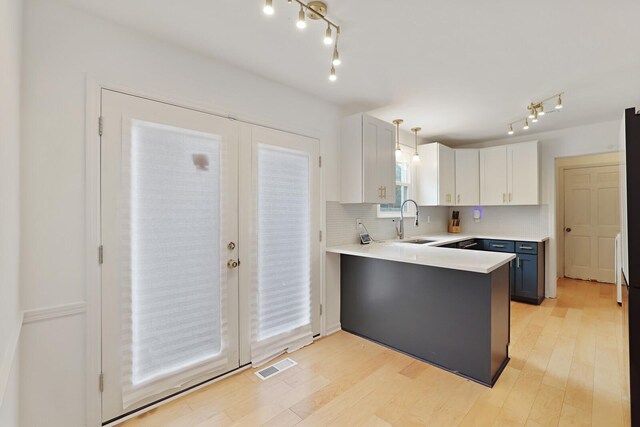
[0,312,24,410]
[325,323,342,336]
[23,302,86,324]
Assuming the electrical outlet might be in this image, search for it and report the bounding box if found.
[355,218,362,230]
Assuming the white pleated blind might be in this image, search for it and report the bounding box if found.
[251,144,313,365]
[121,120,227,406]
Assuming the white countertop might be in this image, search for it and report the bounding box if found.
[326,233,549,274]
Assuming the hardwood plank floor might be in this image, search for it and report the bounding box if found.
[121,278,630,426]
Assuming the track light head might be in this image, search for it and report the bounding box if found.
[296,7,307,29]
[324,25,333,45]
[329,65,337,81]
[263,0,274,15]
[556,94,563,109]
[332,47,341,66]
[523,119,529,130]
[538,104,545,116]
[508,125,514,135]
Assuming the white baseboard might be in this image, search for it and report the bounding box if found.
[0,312,24,410]
[325,323,342,336]
[23,301,86,324]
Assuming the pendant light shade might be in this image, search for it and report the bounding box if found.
[296,6,307,29]
[324,25,333,44]
[411,127,421,162]
[556,94,563,109]
[393,119,403,160]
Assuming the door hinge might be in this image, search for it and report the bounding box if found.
[98,116,104,136]
[99,372,104,392]
[319,156,322,168]
[319,230,322,242]
[320,304,323,315]
[98,245,103,265]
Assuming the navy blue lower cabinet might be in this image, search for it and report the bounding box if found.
[485,240,545,305]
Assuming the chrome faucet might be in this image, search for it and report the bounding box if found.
[396,199,419,240]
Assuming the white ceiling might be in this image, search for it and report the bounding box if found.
[60,0,640,144]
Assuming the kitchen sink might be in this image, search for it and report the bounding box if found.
[397,239,437,245]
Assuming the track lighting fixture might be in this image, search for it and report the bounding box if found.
[262,0,341,82]
[507,92,564,136]
[411,127,421,161]
[263,0,274,15]
[393,119,404,160]
[296,6,307,29]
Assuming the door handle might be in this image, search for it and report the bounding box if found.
[565,227,572,232]
[227,259,239,269]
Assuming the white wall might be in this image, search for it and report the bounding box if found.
[464,119,621,297]
[20,0,342,425]
[0,0,22,424]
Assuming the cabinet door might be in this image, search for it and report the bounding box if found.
[455,149,480,206]
[514,254,538,299]
[508,141,539,205]
[377,123,396,203]
[362,115,395,203]
[480,146,507,205]
[438,144,455,205]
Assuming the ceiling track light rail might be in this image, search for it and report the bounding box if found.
[263,0,342,82]
[507,92,564,135]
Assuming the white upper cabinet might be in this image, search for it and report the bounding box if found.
[454,149,480,206]
[480,146,508,205]
[480,141,539,205]
[416,143,455,206]
[508,141,539,205]
[340,113,396,204]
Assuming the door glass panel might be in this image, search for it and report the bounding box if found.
[124,120,223,389]
[256,145,311,341]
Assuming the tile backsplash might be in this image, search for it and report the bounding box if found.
[326,202,550,247]
[450,205,549,238]
[326,202,449,247]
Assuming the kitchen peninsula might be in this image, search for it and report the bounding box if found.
[327,239,516,387]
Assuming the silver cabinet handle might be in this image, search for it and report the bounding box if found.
[492,244,505,248]
[516,257,520,268]
[463,242,478,249]
[519,246,533,250]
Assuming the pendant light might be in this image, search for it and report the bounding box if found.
[538,104,545,116]
[411,127,421,162]
[323,24,333,45]
[329,65,337,81]
[332,47,341,66]
[532,109,538,123]
[523,119,529,130]
[393,119,403,160]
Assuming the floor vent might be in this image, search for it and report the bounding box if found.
[254,358,297,380]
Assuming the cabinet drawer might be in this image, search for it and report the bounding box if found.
[515,241,538,254]
[484,240,514,253]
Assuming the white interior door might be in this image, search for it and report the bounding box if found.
[100,90,239,422]
[244,125,320,366]
[564,165,621,283]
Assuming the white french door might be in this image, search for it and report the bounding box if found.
[100,90,240,422]
[244,125,321,366]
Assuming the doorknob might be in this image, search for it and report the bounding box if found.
[565,227,572,232]
[227,259,239,269]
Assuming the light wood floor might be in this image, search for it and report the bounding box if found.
[122,278,630,426]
